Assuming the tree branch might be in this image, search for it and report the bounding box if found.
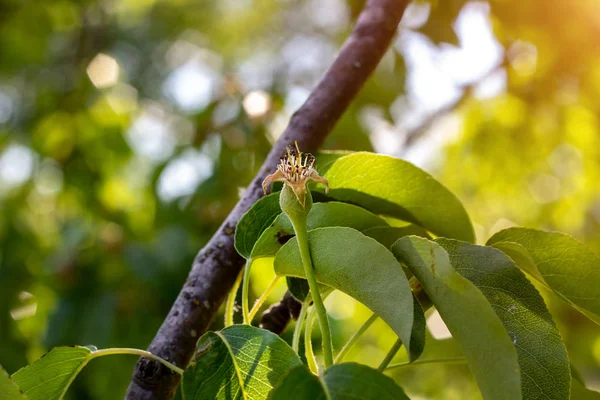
[125,1,409,398]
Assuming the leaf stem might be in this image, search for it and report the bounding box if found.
[334,313,378,364]
[225,269,243,327]
[377,338,403,372]
[293,218,334,368]
[385,357,467,370]
[91,348,184,375]
[293,296,311,353]
[242,258,253,324]
[304,306,319,374]
[248,275,281,321]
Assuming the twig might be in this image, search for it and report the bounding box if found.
[125,1,410,398]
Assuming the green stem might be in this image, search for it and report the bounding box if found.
[293,296,311,353]
[242,258,253,324]
[386,357,467,370]
[334,313,378,364]
[91,348,184,375]
[304,306,319,374]
[248,275,281,321]
[377,339,403,372]
[292,217,334,368]
[225,269,244,327]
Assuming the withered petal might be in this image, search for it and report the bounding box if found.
[262,170,285,194]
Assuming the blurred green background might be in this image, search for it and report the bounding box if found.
[1,0,599,398]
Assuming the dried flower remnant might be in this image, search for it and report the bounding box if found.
[262,142,329,207]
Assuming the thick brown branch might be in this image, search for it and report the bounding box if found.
[125,1,409,398]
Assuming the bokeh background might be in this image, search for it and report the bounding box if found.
[1,0,599,398]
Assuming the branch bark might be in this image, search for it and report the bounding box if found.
[125,1,409,398]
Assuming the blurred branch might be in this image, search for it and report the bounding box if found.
[126,1,410,398]
[401,62,507,154]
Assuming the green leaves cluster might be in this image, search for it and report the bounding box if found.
[230,152,598,399]
[5,152,599,399]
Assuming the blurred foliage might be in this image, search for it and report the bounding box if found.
[0,0,598,398]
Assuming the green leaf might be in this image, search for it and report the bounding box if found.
[269,363,410,400]
[436,238,570,400]
[11,346,93,400]
[487,227,600,325]
[274,227,424,361]
[363,225,431,249]
[235,193,282,259]
[321,153,475,243]
[251,201,388,259]
[182,325,302,400]
[392,236,521,400]
[1,365,28,400]
[323,363,409,400]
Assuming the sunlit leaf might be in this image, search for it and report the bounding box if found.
[181,325,302,400]
[437,238,570,400]
[1,365,28,400]
[274,227,424,361]
[320,153,475,242]
[392,236,521,399]
[11,346,93,400]
[269,363,410,400]
[487,227,600,325]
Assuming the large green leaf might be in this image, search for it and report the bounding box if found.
[320,153,475,243]
[251,201,388,259]
[11,346,93,400]
[235,193,282,259]
[269,363,409,400]
[392,236,521,400]
[437,238,570,400]
[182,325,302,400]
[1,365,28,400]
[273,227,424,361]
[487,227,600,325]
